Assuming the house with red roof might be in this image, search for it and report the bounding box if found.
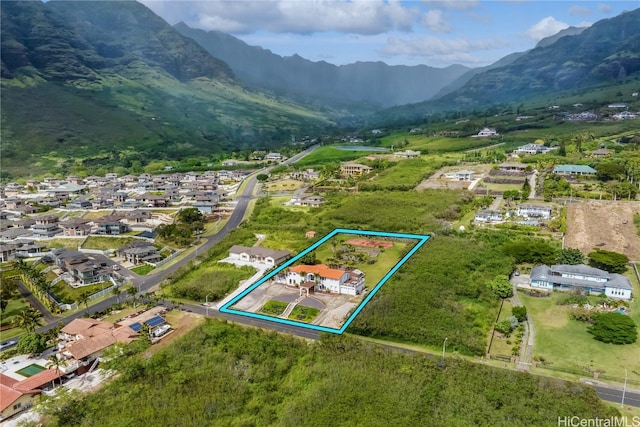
[0,369,64,421]
[283,264,365,296]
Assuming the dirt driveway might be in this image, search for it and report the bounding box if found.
[564,201,640,260]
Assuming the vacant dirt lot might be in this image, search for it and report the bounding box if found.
[564,201,640,260]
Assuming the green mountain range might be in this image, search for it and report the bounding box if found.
[0,0,333,178]
[1,1,638,178]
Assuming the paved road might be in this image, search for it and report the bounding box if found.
[3,143,638,408]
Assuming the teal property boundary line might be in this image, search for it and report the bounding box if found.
[220,228,431,334]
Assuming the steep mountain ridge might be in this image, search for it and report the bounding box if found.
[174,22,470,109]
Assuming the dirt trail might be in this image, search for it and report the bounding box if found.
[564,201,640,260]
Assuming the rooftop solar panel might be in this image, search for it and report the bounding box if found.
[129,322,142,332]
[145,316,165,328]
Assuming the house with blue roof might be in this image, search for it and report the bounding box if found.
[553,164,597,175]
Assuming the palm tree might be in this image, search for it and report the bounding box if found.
[46,355,64,387]
[78,291,91,311]
[112,286,121,304]
[596,181,607,200]
[14,307,42,332]
[126,286,138,308]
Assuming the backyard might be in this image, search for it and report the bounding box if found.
[81,236,137,251]
[521,277,640,382]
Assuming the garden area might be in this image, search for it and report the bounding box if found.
[259,300,287,317]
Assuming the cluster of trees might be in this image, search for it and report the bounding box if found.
[39,321,618,426]
[587,249,629,273]
[155,208,205,246]
[588,312,638,344]
[13,259,57,312]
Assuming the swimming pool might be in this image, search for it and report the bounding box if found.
[16,363,46,378]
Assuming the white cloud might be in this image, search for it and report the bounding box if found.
[524,16,569,41]
[421,10,453,32]
[597,3,613,14]
[569,5,591,16]
[380,35,509,65]
[142,0,418,35]
[422,0,479,10]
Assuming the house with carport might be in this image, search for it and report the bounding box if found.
[530,264,632,300]
[228,245,291,267]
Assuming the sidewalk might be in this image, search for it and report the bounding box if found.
[216,260,268,309]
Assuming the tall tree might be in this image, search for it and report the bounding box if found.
[14,307,42,332]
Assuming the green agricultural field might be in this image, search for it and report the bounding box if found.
[292,146,371,168]
[521,288,640,381]
[81,236,136,251]
[361,158,441,191]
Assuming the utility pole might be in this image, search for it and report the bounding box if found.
[442,337,448,360]
[205,293,212,317]
[621,369,627,408]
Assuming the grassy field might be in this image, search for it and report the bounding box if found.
[131,264,155,275]
[362,158,440,190]
[292,146,370,167]
[264,179,304,192]
[81,236,136,251]
[488,299,515,358]
[0,298,31,339]
[81,211,114,220]
[521,289,640,382]
[42,238,83,249]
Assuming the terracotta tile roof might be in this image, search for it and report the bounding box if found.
[61,318,113,338]
[289,264,347,280]
[14,368,63,392]
[0,373,42,413]
[65,326,139,360]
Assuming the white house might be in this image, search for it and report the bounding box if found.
[394,150,420,158]
[472,127,498,138]
[515,204,552,220]
[283,264,365,296]
[444,170,475,181]
[474,210,503,224]
[514,144,553,155]
[265,153,285,161]
[530,264,632,300]
[228,245,291,267]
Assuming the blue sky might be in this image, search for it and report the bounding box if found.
[141,1,639,68]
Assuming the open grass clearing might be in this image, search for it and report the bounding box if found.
[81,211,113,220]
[131,264,155,275]
[42,238,83,250]
[81,235,137,251]
[264,179,304,192]
[292,146,371,168]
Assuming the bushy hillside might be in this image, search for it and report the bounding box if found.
[0,0,332,178]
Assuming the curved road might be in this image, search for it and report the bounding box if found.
[3,144,638,407]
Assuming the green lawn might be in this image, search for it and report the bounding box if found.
[288,305,320,323]
[259,300,288,316]
[488,299,515,358]
[521,290,640,382]
[43,238,83,250]
[81,236,136,251]
[0,298,31,339]
[131,264,155,275]
[51,281,112,305]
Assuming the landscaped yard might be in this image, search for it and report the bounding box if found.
[521,287,640,381]
[259,300,288,316]
[288,305,320,322]
[51,281,113,305]
[264,179,304,192]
